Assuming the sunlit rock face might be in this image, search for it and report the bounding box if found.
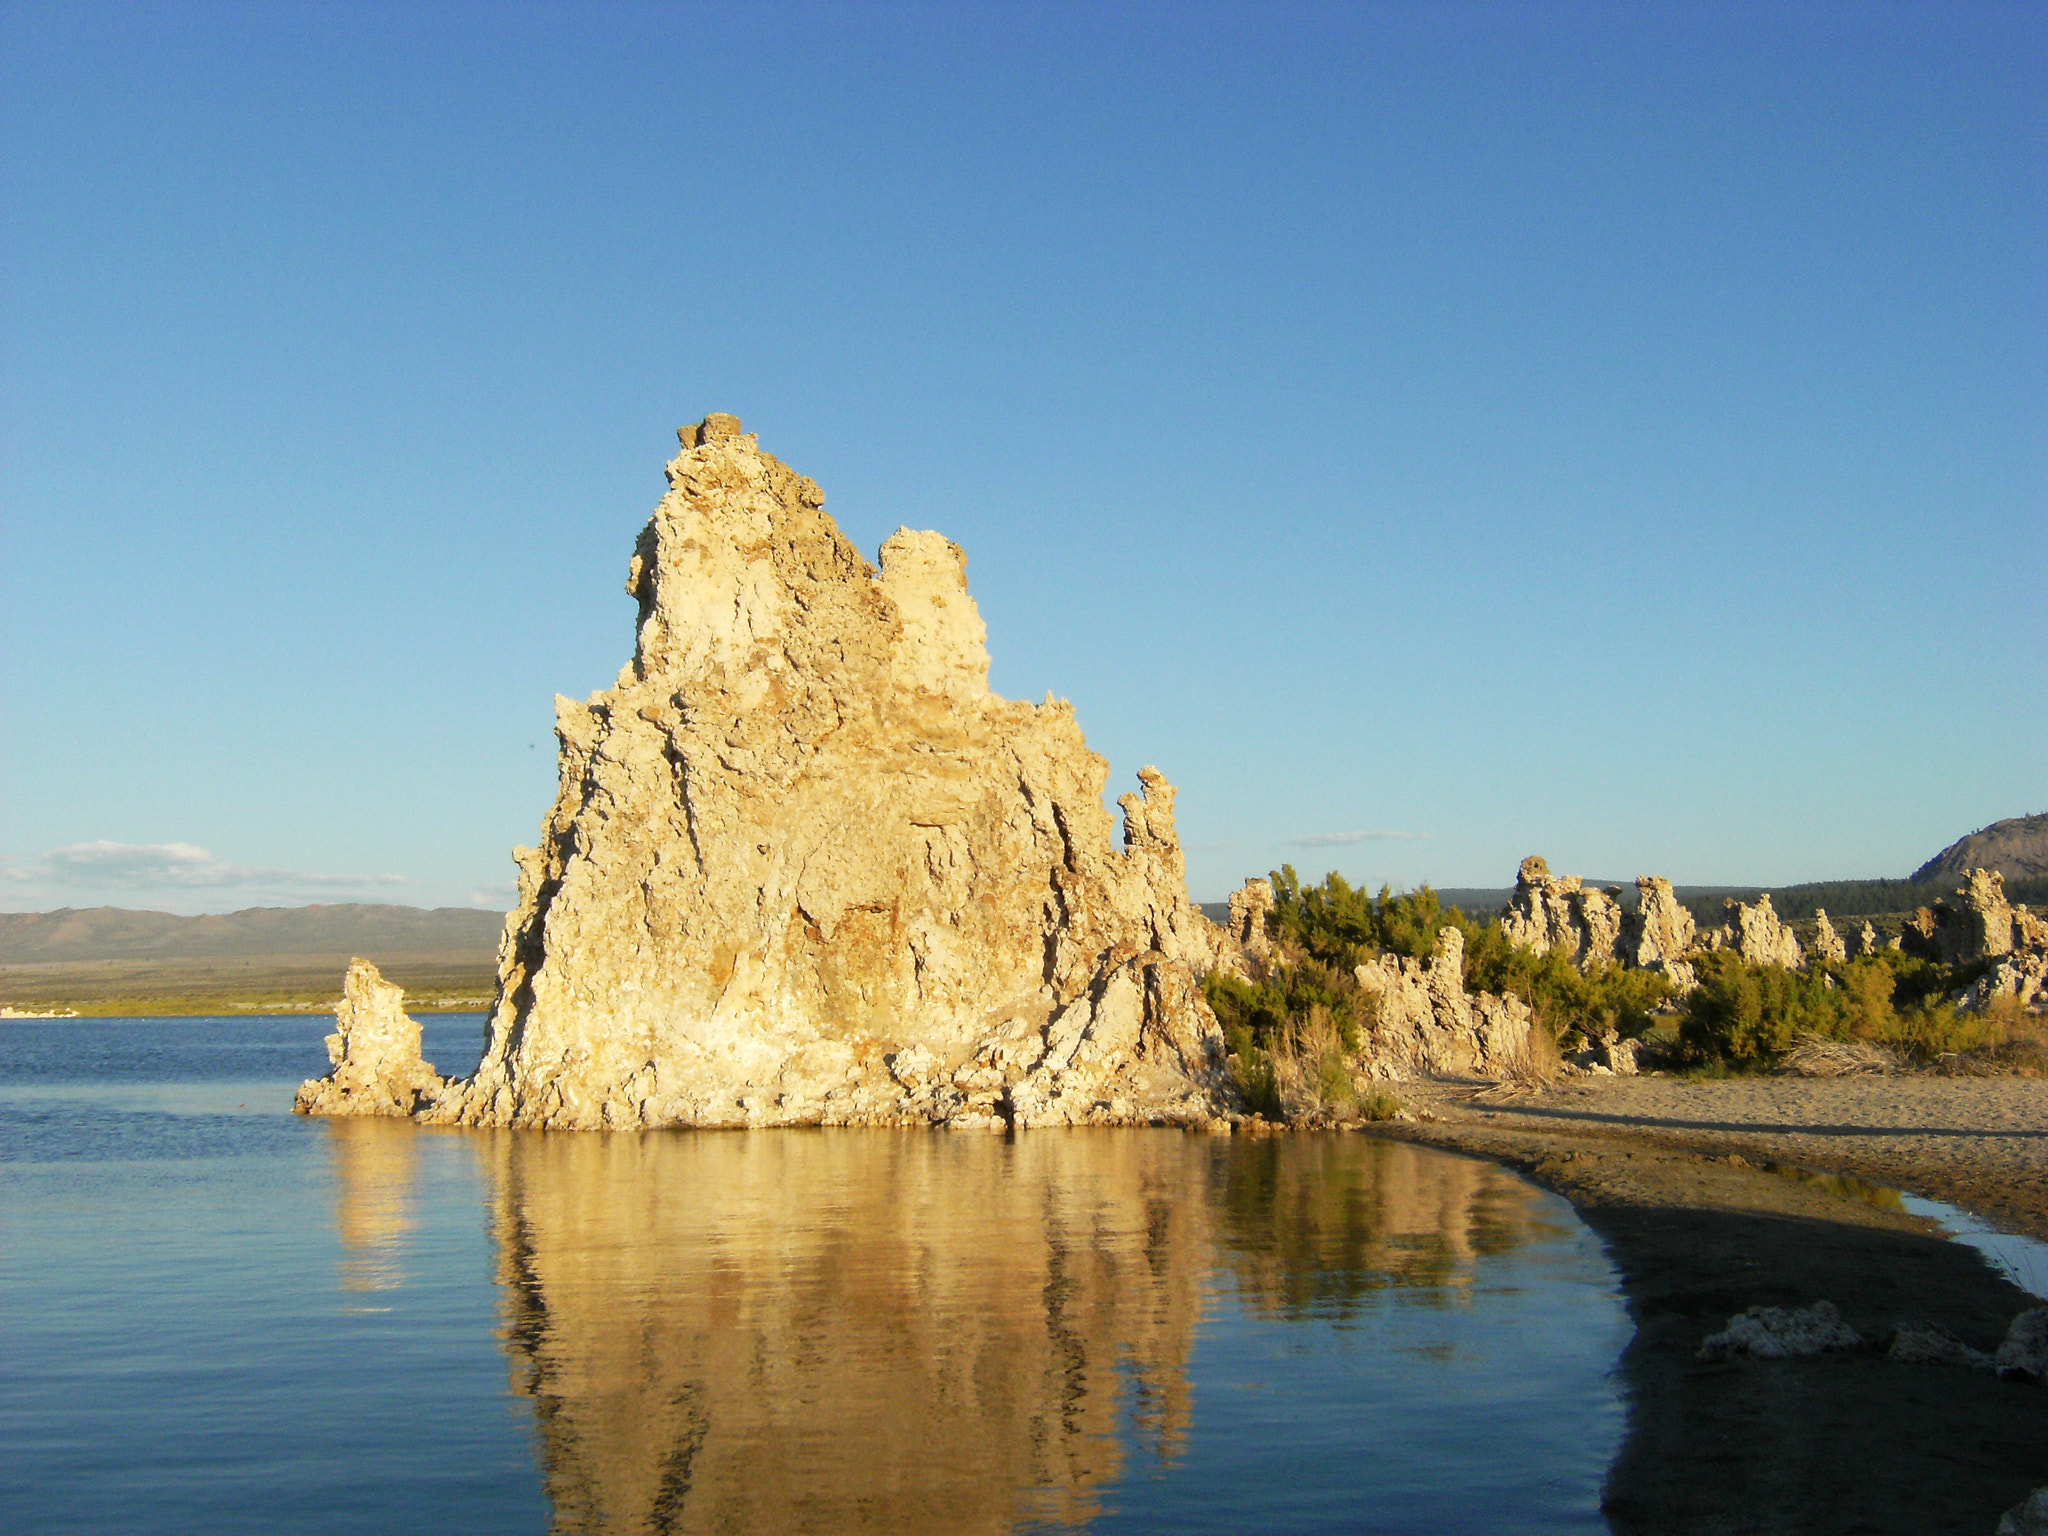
[1728,894,1803,969]
[1499,856,1622,968]
[1350,926,1532,1079]
[307,415,1233,1130]
[463,1130,1562,1535]
[293,959,445,1118]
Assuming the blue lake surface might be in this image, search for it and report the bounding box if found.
[2,1017,1632,1534]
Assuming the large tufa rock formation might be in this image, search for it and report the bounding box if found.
[1499,856,1622,968]
[294,958,445,1118]
[305,416,1231,1131]
[1350,925,1532,1080]
[1621,875,1699,990]
[1719,894,1804,969]
[1931,868,2017,966]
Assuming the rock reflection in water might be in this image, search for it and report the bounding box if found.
[470,1130,1565,1536]
[1215,1136,1563,1318]
[323,1115,422,1295]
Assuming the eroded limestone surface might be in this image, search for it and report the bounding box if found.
[1500,856,1622,968]
[1351,926,1532,1079]
[294,958,445,1118]
[306,416,1231,1130]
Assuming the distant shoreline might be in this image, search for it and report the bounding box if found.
[0,997,494,1018]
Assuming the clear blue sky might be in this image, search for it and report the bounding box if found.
[2,1,2042,914]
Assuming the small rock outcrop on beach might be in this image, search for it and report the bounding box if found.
[1499,856,1622,967]
[1697,1300,1862,1361]
[1996,1488,2048,1536]
[307,417,1233,1132]
[1349,925,1532,1079]
[1886,1323,1990,1368]
[294,958,445,1118]
[1995,1308,2048,1383]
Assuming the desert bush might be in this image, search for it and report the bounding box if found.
[1872,1000,2005,1064]
[1678,951,1838,1065]
[1266,865,1464,964]
[1499,1016,1565,1086]
[1225,1032,1283,1118]
[1357,1088,1405,1122]
[1205,965,1363,1117]
[1262,866,1672,1050]
[1675,947,2009,1069]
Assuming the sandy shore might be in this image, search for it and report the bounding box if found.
[1368,1072,2048,1536]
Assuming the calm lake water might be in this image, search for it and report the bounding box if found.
[1,1017,1631,1535]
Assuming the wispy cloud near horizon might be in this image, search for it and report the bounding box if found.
[1,840,408,895]
[1283,830,1431,848]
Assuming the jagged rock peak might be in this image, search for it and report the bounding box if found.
[294,958,444,1118]
[1810,909,1847,966]
[1500,855,1621,969]
[306,417,1232,1131]
[1728,894,1803,969]
[1226,878,1275,957]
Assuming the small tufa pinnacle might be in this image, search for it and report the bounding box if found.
[676,414,743,450]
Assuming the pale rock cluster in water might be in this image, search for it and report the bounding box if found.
[294,959,446,1118]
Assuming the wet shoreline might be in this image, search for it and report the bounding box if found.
[1371,1076,2048,1535]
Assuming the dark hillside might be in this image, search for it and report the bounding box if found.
[1913,812,2048,884]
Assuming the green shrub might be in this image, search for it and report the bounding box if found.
[1267,865,1461,964]
[1675,949,1990,1069]
[1679,951,1817,1064]
[1459,922,1673,1046]
[1357,1088,1405,1122]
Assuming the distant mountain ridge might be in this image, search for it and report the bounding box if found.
[0,904,504,964]
[1913,813,2048,885]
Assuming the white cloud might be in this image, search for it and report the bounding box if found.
[3,840,407,893]
[1283,830,1431,848]
[467,882,519,909]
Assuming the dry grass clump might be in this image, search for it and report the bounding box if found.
[1499,1021,1564,1087]
[1778,1034,1902,1078]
